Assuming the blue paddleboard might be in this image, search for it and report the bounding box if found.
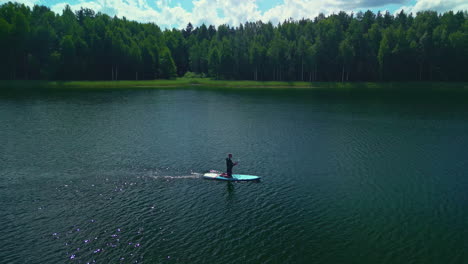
[203,171,260,181]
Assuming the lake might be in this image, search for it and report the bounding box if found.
[1,87,467,263]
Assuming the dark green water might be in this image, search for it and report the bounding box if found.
[1,88,468,264]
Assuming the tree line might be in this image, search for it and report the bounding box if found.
[0,2,466,82]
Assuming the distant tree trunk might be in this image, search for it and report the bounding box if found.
[314,64,317,81]
[419,61,422,81]
[24,54,28,80]
[301,57,304,81]
[429,63,433,81]
[111,66,114,80]
[342,64,345,82]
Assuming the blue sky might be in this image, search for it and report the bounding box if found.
[1,0,466,28]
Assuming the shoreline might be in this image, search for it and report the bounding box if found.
[0,79,467,91]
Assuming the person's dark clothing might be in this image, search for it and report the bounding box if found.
[226,158,234,177]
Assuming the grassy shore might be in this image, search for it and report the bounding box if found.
[0,78,467,91]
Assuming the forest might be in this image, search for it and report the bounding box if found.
[0,2,466,82]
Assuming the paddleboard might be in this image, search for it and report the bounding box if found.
[203,171,260,181]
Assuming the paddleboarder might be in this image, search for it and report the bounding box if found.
[226,154,238,178]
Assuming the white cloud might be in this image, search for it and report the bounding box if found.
[51,0,161,24]
[219,0,262,25]
[262,0,344,25]
[395,0,468,14]
[49,0,262,28]
[189,0,223,26]
[50,0,196,28]
[0,0,39,7]
[5,0,468,28]
[51,1,102,15]
[158,2,192,28]
[164,0,261,27]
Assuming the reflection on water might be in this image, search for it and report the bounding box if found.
[226,182,235,199]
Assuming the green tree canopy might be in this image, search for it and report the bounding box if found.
[0,2,466,82]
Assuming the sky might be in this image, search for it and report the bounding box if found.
[1,0,467,28]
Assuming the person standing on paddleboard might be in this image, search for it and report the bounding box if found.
[226,154,238,178]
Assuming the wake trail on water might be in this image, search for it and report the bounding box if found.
[149,172,203,180]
